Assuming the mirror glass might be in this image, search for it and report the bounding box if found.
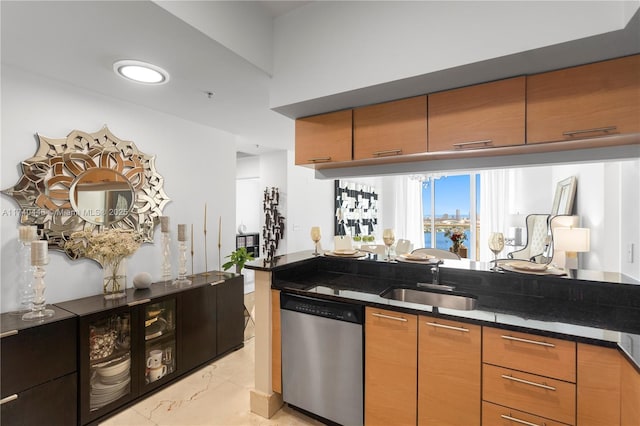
[2,126,170,261]
[70,168,135,226]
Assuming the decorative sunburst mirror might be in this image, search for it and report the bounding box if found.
[2,126,170,259]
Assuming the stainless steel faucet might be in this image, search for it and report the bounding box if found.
[417,261,455,291]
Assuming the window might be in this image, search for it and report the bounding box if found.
[422,173,480,259]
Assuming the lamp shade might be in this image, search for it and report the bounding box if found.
[554,227,590,252]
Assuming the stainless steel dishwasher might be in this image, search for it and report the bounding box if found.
[280,292,364,426]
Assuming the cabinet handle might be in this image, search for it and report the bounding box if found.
[425,321,469,332]
[127,298,151,307]
[501,374,556,391]
[0,329,18,338]
[0,394,18,405]
[210,279,225,286]
[500,413,543,426]
[372,149,402,157]
[501,334,555,348]
[563,126,617,137]
[371,312,408,322]
[308,157,332,163]
[452,139,493,149]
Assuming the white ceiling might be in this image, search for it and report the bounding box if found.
[2,1,638,158]
[1,0,308,156]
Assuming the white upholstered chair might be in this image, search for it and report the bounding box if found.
[395,239,413,255]
[508,214,551,263]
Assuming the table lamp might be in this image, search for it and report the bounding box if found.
[553,227,590,270]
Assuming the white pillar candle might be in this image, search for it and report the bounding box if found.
[31,240,48,266]
[160,216,169,233]
[19,225,37,242]
[178,224,187,242]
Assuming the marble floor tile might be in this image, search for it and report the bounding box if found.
[101,319,322,426]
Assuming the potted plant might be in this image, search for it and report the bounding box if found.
[222,247,255,273]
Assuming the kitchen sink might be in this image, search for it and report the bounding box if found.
[380,287,478,311]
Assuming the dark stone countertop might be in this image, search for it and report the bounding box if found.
[252,251,640,370]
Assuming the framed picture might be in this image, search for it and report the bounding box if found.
[551,176,577,215]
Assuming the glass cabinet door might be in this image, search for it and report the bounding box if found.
[88,313,132,412]
[143,298,176,386]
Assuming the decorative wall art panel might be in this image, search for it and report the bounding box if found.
[334,180,378,238]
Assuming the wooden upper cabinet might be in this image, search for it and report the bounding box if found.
[527,54,640,143]
[354,95,427,160]
[428,76,526,152]
[295,109,352,165]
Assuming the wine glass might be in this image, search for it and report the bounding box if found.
[310,227,321,256]
[488,232,505,269]
[382,228,395,261]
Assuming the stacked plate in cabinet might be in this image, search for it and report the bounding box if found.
[90,353,131,411]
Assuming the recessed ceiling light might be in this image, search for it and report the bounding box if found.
[113,60,170,85]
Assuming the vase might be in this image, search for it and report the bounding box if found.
[103,258,127,300]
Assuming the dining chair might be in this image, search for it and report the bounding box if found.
[360,244,386,256]
[411,248,460,260]
[334,235,353,251]
[395,239,413,255]
[508,214,551,263]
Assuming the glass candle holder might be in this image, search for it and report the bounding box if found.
[16,225,38,314]
[160,216,172,282]
[22,240,54,321]
[174,224,191,286]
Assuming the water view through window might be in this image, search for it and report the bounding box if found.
[422,174,479,256]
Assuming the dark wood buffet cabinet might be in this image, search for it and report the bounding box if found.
[1,273,244,425]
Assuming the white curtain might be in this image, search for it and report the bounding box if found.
[391,176,423,250]
[479,169,513,262]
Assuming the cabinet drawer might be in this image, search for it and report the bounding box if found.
[483,327,576,382]
[482,401,571,426]
[0,372,77,426]
[483,364,576,425]
[1,317,77,396]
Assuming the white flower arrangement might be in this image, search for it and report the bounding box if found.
[65,228,142,266]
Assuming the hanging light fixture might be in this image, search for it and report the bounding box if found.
[113,60,170,85]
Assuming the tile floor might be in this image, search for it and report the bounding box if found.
[101,293,323,426]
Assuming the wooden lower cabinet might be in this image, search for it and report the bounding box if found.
[482,401,570,426]
[577,343,621,425]
[271,289,281,394]
[365,307,417,426]
[418,316,481,426]
[483,364,576,425]
[621,353,640,426]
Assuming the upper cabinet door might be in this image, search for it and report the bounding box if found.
[354,95,427,160]
[527,54,640,143]
[428,76,526,152]
[295,109,353,165]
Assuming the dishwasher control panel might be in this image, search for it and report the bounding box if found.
[281,292,363,324]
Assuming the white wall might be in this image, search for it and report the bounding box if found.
[271,1,632,108]
[1,65,238,313]
[236,156,261,235]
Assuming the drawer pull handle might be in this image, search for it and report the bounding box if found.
[127,298,151,307]
[501,374,556,391]
[500,413,543,426]
[0,394,18,405]
[501,335,555,347]
[425,321,469,332]
[372,149,402,157]
[452,139,493,149]
[372,312,408,322]
[309,157,332,163]
[563,126,617,137]
[0,329,18,338]
[210,279,225,286]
